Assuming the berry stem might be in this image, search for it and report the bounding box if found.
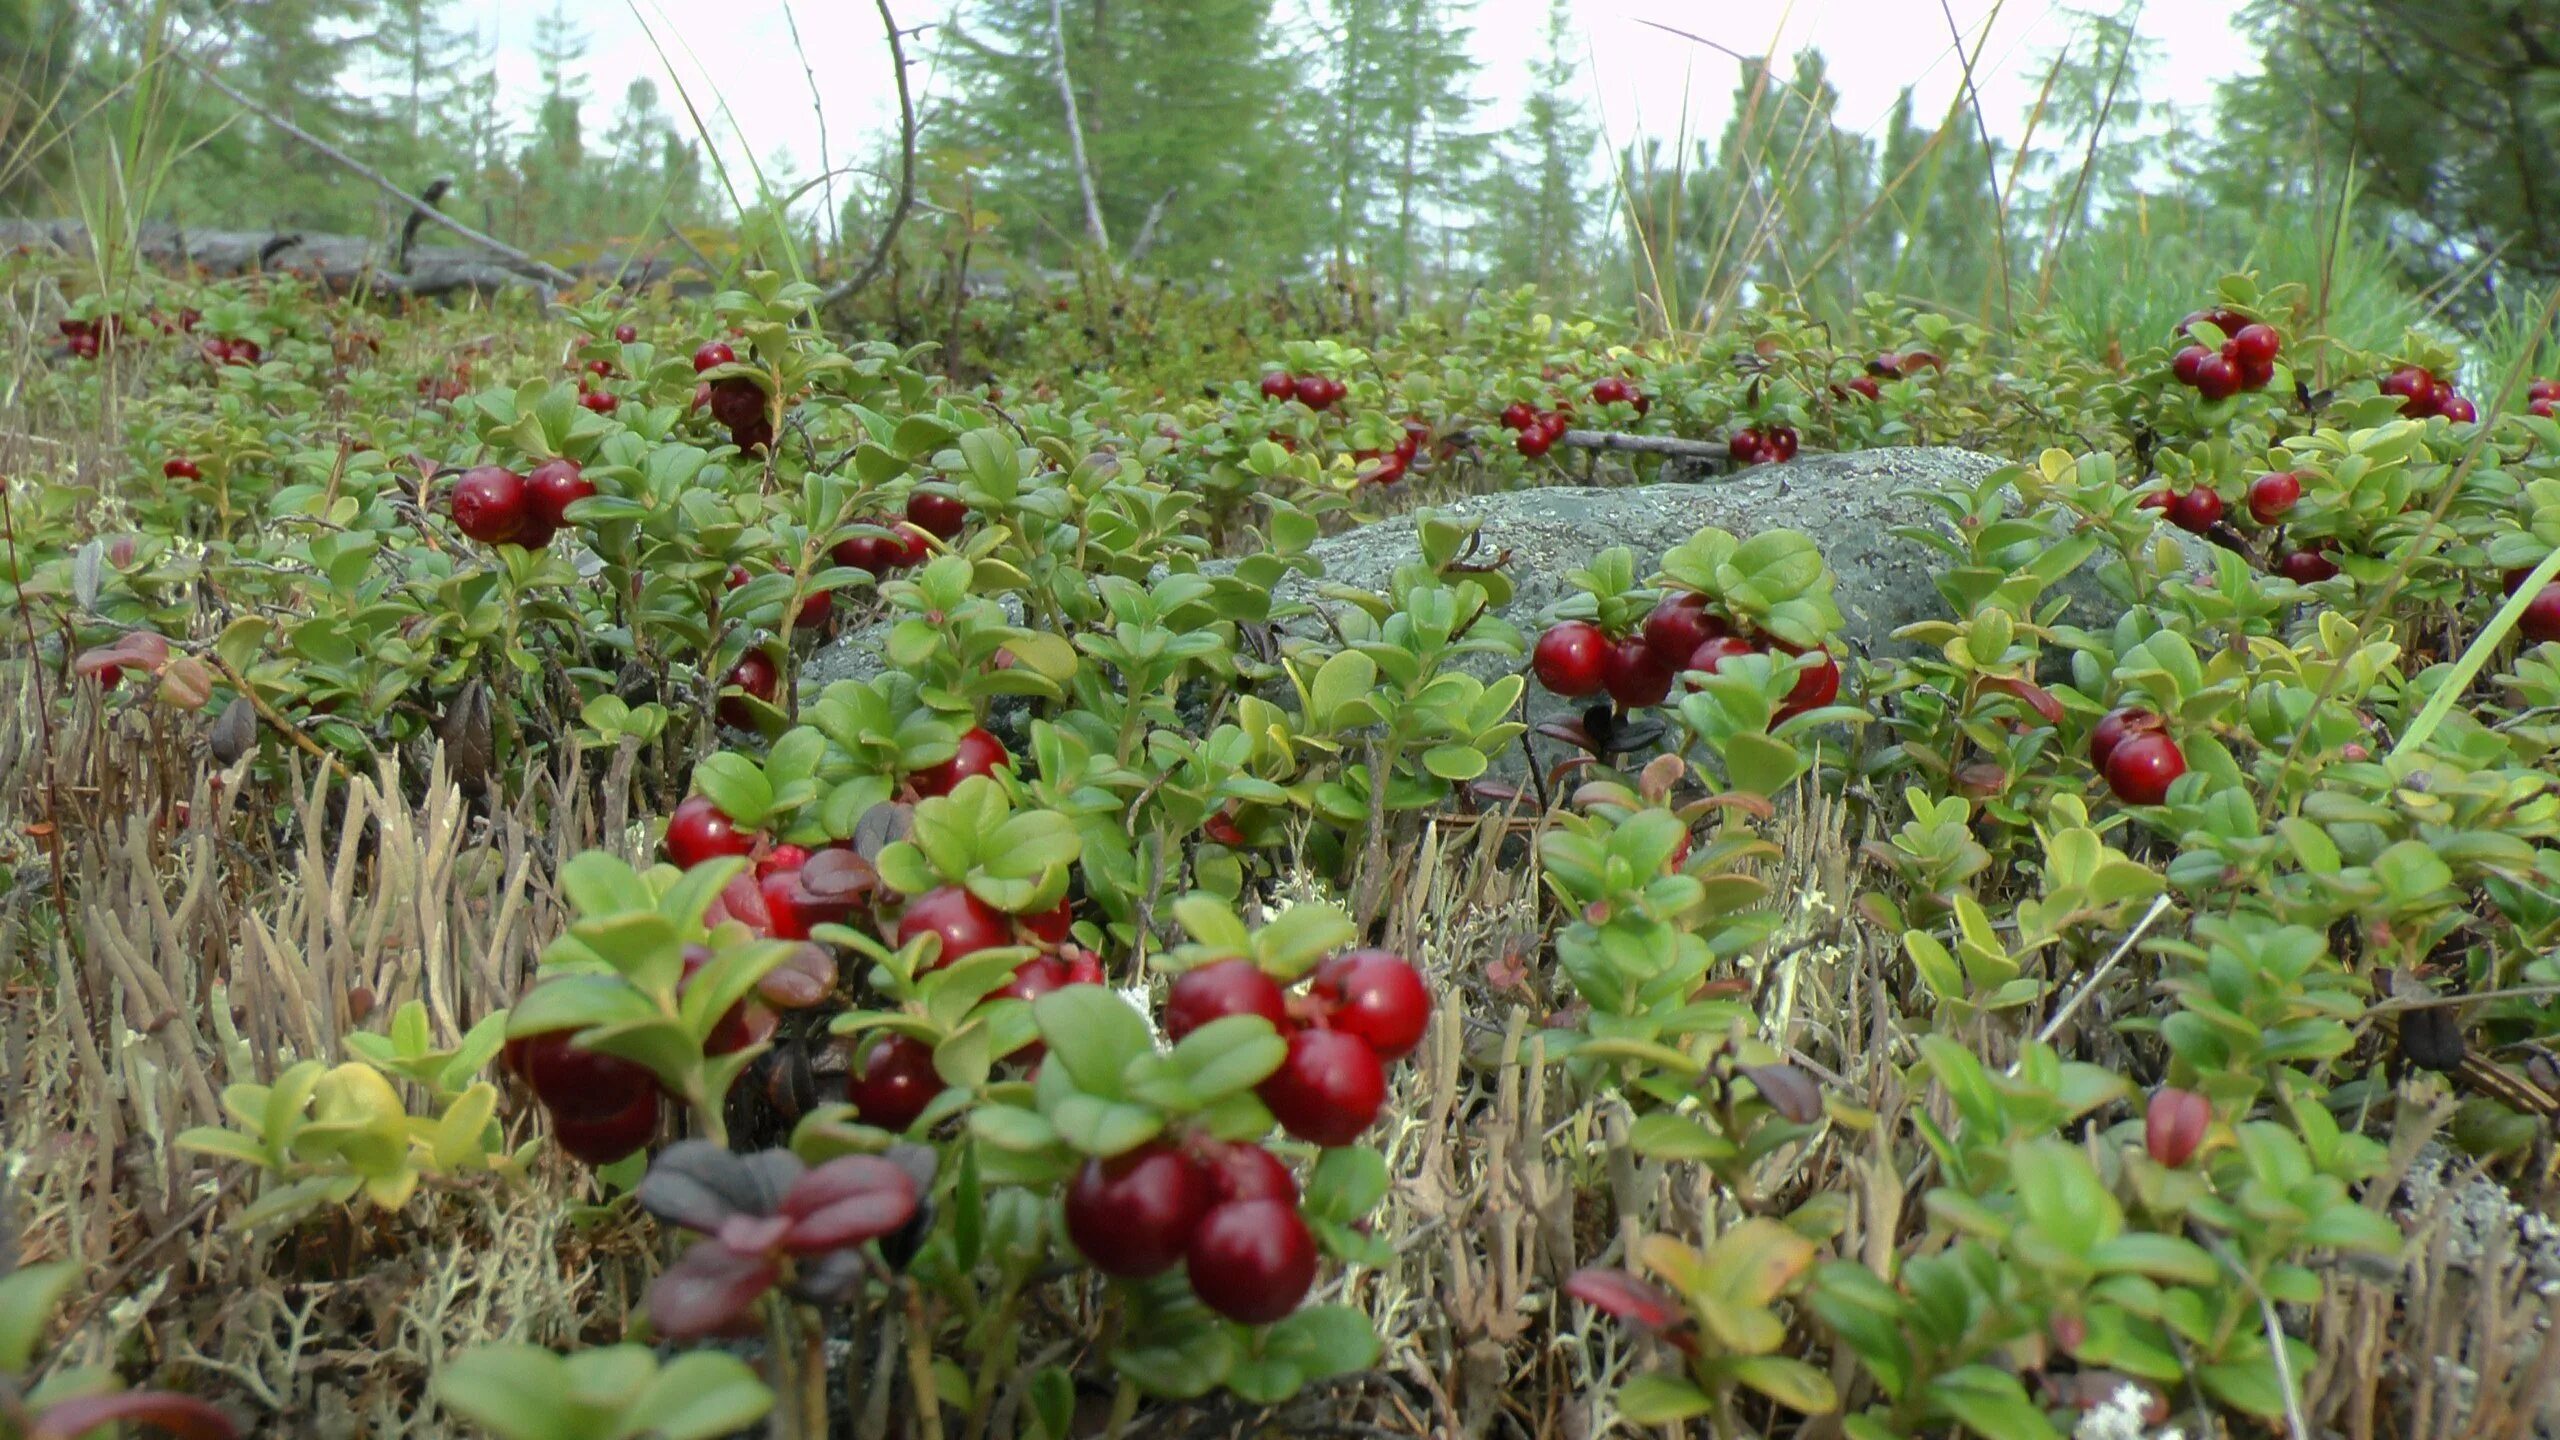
[1101,1378,1140,1440]
[903,1282,949,1440]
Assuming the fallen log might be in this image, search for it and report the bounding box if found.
[0,218,687,300]
[1555,429,1732,461]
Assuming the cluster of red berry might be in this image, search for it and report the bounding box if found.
[2169,310,2281,401]
[202,335,262,366]
[1170,950,1427,1146]
[2380,365,2478,423]
[416,361,471,403]
[1065,1136,1315,1324]
[2531,378,2560,419]
[1588,376,1650,414]
[659,731,1089,1133]
[1834,349,1945,403]
[845,845,1095,1133]
[56,307,219,362]
[1499,401,1573,458]
[503,941,770,1164]
[1532,593,1839,717]
[1050,949,1424,1323]
[1499,378,1648,459]
[1350,419,1430,487]
[1727,425,1799,466]
[57,315,120,360]
[574,355,620,415]
[2088,707,2185,805]
[693,340,775,453]
[1259,371,1347,411]
[2136,469,2300,538]
[834,489,966,582]
[448,458,597,550]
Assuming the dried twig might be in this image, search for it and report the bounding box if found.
[172,51,578,290]
[820,1,922,307]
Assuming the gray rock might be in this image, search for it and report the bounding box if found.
[801,593,1024,692]
[1250,446,2208,662]
[802,447,2215,748]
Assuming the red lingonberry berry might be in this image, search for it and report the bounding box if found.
[2191,354,2242,401]
[717,651,780,730]
[2246,472,2301,525]
[450,466,529,545]
[1165,960,1289,1042]
[2087,707,2163,772]
[665,794,757,869]
[846,1033,945,1131]
[1642,593,1728,669]
[2168,487,2225,534]
[1602,636,1676,709]
[1531,621,1610,697]
[2522,583,2560,645]
[1257,1028,1387,1147]
[1065,1144,1211,1278]
[894,886,1013,969]
[2104,731,2186,805]
[1307,950,1431,1061]
[912,727,1013,798]
[1185,1199,1318,1324]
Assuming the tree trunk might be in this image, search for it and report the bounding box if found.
[1048,0,1112,258]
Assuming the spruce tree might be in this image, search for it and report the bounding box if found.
[2223,0,2560,310]
[212,0,387,226]
[931,0,1314,278]
[370,0,473,191]
[1477,0,1599,297]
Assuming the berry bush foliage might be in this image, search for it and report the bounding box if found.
[10,259,2560,1440]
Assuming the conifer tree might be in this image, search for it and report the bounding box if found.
[1477,0,1600,297]
[931,0,1315,277]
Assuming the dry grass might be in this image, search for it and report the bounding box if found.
[0,663,1902,1437]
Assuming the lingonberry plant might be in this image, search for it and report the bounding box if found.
[25,248,2560,1440]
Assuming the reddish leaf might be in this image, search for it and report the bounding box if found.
[778,1155,920,1253]
[1980,675,2064,726]
[711,871,771,933]
[73,631,169,680]
[1563,1268,1685,1332]
[1739,1062,1824,1124]
[159,656,215,710]
[798,848,875,902]
[1534,718,1594,749]
[1954,762,2009,799]
[716,1214,793,1255]
[756,942,838,1009]
[32,1391,238,1440]
[1683,791,1777,822]
[1637,752,1686,803]
[635,1139,803,1232]
[646,1240,779,1339]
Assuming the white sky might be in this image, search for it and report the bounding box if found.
[448,0,2252,203]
